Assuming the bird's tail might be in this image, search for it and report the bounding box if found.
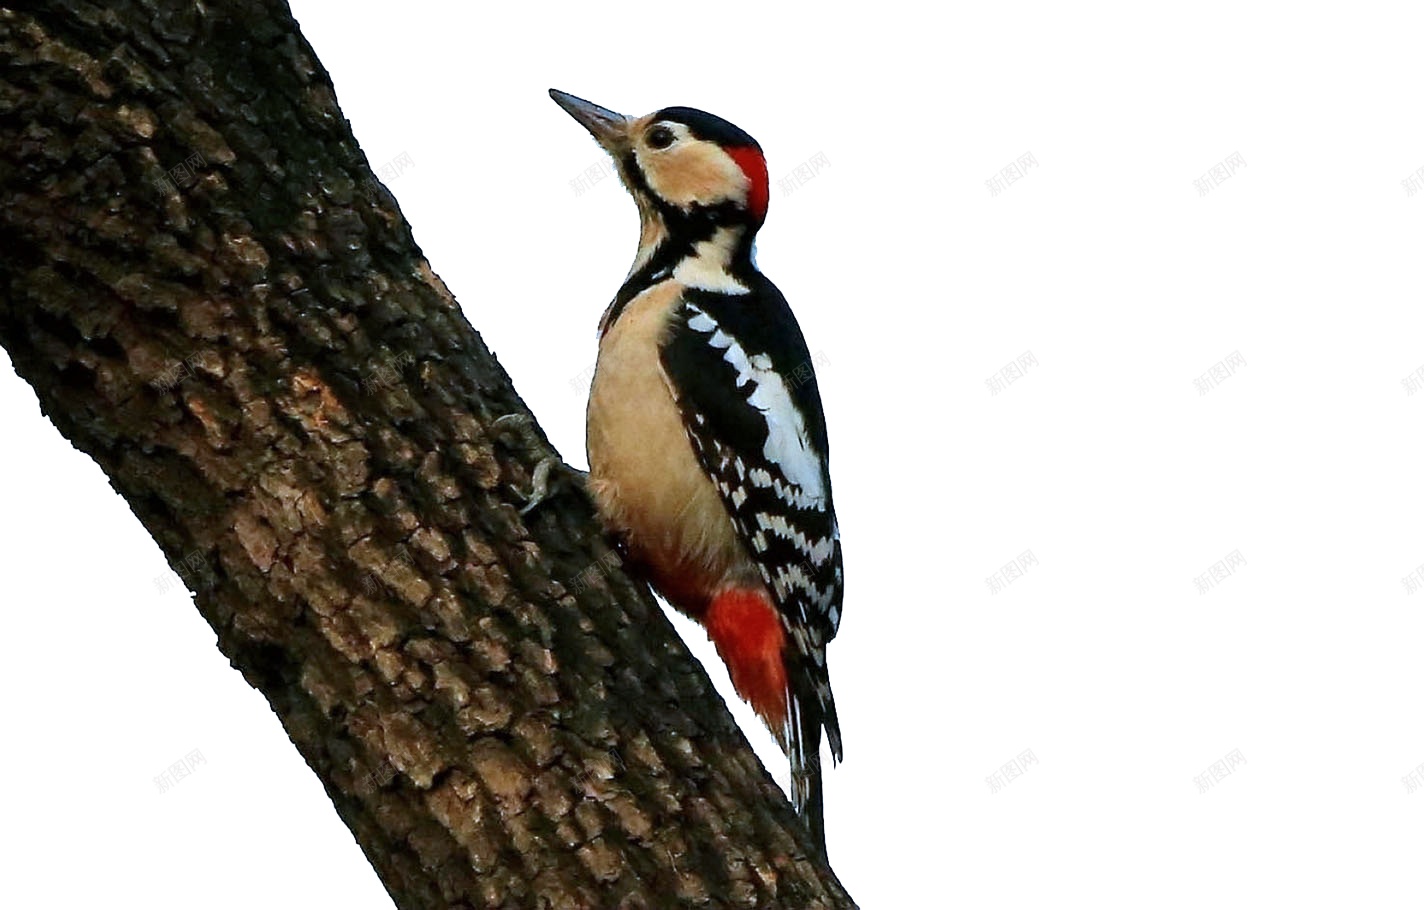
[788,660,841,860]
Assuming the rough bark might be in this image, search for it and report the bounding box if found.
[0,3,856,908]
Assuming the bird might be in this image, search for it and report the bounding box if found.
[549,88,844,859]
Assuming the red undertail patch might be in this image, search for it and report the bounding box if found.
[725,146,769,224]
[705,588,788,731]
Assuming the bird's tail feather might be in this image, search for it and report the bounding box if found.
[788,666,840,860]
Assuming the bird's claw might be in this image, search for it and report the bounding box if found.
[515,456,588,515]
[492,413,586,515]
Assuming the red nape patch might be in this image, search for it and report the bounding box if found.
[725,146,769,224]
[704,589,788,729]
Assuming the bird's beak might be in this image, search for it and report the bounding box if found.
[549,89,631,153]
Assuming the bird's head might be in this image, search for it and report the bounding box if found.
[550,89,770,234]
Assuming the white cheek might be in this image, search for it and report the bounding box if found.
[637,143,748,209]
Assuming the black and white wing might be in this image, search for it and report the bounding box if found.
[659,278,843,762]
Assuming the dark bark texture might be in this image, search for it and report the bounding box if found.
[0,3,856,907]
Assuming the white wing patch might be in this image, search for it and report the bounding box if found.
[753,512,836,564]
[686,304,826,502]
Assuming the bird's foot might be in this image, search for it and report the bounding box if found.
[491,413,587,515]
[517,456,588,515]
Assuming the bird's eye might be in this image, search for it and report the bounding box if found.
[647,126,676,149]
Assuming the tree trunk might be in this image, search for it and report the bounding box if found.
[0,3,856,908]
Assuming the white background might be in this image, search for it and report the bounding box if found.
[3,2,1423,907]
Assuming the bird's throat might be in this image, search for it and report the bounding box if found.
[599,212,755,337]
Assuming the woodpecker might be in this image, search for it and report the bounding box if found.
[550,89,844,857]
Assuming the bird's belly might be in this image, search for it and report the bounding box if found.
[585,284,753,613]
